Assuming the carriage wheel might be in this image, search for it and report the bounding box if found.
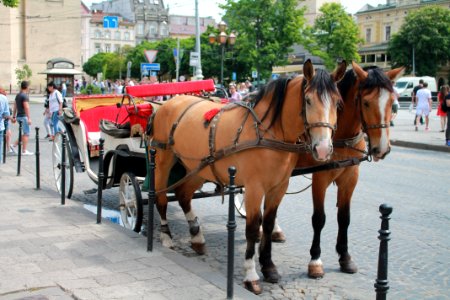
[234,193,246,218]
[52,131,74,199]
[119,172,143,233]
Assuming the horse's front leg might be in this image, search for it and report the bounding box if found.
[308,175,328,278]
[175,176,206,255]
[335,170,358,274]
[242,187,264,295]
[259,182,288,284]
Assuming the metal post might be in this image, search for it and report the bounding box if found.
[194,0,203,80]
[35,127,40,190]
[375,204,393,300]
[147,148,156,252]
[17,120,22,176]
[221,45,225,86]
[97,138,105,224]
[2,129,6,164]
[227,166,237,299]
[61,134,66,205]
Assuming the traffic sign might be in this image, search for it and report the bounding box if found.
[141,63,160,77]
[252,70,258,78]
[103,16,118,29]
[144,50,158,63]
[189,51,199,67]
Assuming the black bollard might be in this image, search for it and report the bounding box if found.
[147,148,156,252]
[375,204,393,300]
[227,166,237,300]
[17,120,22,176]
[61,134,66,205]
[35,127,40,190]
[97,138,105,224]
[2,129,5,164]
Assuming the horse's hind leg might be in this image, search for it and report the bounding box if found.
[175,176,206,255]
[259,183,288,284]
[154,149,176,249]
[308,176,328,278]
[335,171,358,274]
[242,186,264,295]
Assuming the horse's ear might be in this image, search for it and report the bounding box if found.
[386,67,405,82]
[303,59,315,81]
[331,60,347,82]
[352,61,368,81]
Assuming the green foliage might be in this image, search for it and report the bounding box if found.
[307,3,362,70]
[15,64,32,87]
[388,6,450,76]
[1,0,20,7]
[80,84,102,95]
[82,52,126,79]
[221,0,306,81]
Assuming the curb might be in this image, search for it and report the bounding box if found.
[391,139,450,153]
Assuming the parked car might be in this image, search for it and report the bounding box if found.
[394,76,437,102]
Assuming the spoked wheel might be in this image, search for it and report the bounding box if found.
[119,172,143,232]
[52,131,74,199]
[234,192,246,218]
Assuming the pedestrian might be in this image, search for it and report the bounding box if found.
[412,79,424,126]
[245,80,255,93]
[61,81,67,98]
[47,81,63,140]
[414,82,432,131]
[436,85,448,133]
[238,82,248,97]
[445,89,450,146]
[0,88,12,162]
[390,81,400,126]
[11,81,33,155]
[228,83,242,103]
[43,88,52,139]
[114,80,123,94]
[82,77,87,89]
[74,79,80,94]
[100,80,105,94]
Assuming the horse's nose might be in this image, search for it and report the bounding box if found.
[313,139,332,161]
[371,147,380,156]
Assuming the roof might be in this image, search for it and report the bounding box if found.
[359,43,389,53]
[47,58,75,65]
[38,69,84,75]
[90,11,134,25]
[169,24,209,35]
[356,0,449,14]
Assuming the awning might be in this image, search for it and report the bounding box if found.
[272,65,303,74]
[38,69,84,75]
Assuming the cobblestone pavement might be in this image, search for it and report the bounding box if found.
[4,102,450,299]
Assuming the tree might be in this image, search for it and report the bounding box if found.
[82,52,125,79]
[15,64,32,87]
[1,0,19,7]
[388,6,450,76]
[307,3,362,70]
[221,0,306,82]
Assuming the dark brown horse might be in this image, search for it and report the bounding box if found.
[291,62,405,278]
[149,60,346,294]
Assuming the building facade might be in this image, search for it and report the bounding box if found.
[91,0,169,44]
[356,0,450,70]
[169,15,215,39]
[0,0,81,93]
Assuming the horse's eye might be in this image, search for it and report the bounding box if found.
[364,101,370,108]
[306,97,311,105]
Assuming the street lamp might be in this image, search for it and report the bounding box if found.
[209,21,236,86]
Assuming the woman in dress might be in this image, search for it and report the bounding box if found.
[437,85,448,132]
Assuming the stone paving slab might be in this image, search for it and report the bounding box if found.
[0,163,258,300]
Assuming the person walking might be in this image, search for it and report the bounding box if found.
[47,81,63,140]
[61,81,67,98]
[415,82,432,131]
[445,90,450,146]
[43,88,52,139]
[0,88,11,162]
[412,79,424,126]
[11,81,33,155]
[391,81,400,126]
[437,85,448,133]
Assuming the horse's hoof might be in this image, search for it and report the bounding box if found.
[191,242,206,255]
[308,264,325,279]
[271,231,286,243]
[243,280,262,295]
[261,267,280,283]
[160,233,174,249]
[339,258,358,274]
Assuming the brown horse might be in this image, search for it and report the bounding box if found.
[149,60,346,294]
[290,62,404,278]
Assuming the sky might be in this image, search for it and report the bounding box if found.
[84,0,388,22]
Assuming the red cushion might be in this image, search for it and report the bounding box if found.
[125,80,215,98]
[126,103,153,130]
[80,105,129,133]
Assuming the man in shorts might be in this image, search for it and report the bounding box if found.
[11,81,33,155]
[0,88,11,162]
[415,82,432,131]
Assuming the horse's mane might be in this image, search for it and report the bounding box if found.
[361,66,394,93]
[337,69,357,104]
[308,68,341,106]
[249,77,291,129]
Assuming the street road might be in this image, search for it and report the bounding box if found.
[7,102,450,300]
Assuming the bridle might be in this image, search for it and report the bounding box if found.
[300,78,338,144]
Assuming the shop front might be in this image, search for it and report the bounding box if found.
[39,58,83,97]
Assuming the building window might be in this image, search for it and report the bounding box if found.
[366,54,375,63]
[124,31,130,40]
[361,55,366,63]
[385,25,391,41]
[115,44,121,53]
[105,44,111,53]
[105,30,111,39]
[365,28,372,43]
[137,24,144,35]
[95,30,101,38]
[95,43,101,54]
[115,31,121,40]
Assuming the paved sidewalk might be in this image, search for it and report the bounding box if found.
[0,163,257,300]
